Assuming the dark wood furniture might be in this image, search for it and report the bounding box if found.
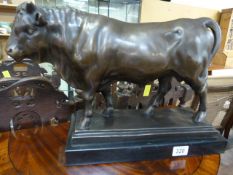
[207,83,233,139]
[220,96,233,138]
[0,123,221,175]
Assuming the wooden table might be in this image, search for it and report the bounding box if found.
[0,123,220,175]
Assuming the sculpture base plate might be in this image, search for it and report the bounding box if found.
[65,108,227,165]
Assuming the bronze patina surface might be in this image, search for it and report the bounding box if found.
[6,2,221,129]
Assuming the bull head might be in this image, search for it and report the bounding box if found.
[6,2,48,62]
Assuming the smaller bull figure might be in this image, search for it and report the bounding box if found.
[7,3,221,129]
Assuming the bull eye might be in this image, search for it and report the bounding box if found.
[27,28,35,35]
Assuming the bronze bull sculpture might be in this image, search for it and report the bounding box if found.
[6,2,221,129]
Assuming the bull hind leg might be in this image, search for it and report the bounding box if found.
[145,76,172,117]
[101,86,114,117]
[189,70,208,122]
[193,83,207,122]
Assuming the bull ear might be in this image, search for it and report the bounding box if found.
[26,2,36,14]
[35,12,47,26]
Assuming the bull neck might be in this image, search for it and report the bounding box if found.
[40,6,86,55]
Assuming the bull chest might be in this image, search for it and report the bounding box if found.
[52,58,86,90]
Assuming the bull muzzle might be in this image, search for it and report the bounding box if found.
[6,45,24,61]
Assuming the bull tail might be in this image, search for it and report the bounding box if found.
[202,18,222,64]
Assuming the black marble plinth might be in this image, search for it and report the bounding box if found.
[65,108,227,165]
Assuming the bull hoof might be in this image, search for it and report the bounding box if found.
[80,117,91,130]
[178,102,185,108]
[144,106,155,118]
[193,111,207,122]
[103,107,114,118]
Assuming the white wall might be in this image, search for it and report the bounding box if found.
[172,0,233,10]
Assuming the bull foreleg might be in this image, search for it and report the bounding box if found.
[80,92,94,129]
[101,86,114,117]
[80,68,103,129]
